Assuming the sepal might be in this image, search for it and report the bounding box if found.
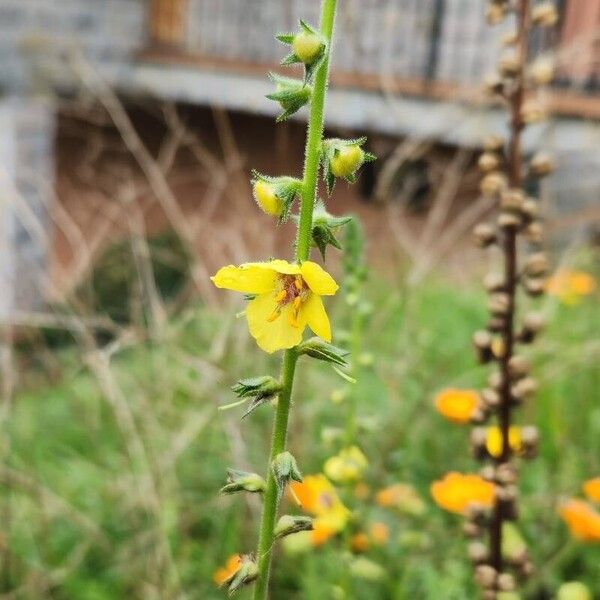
[297,337,349,367]
[266,74,312,122]
[223,555,258,595]
[274,515,313,539]
[231,375,282,417]
[309,200,353,259]
[220,469,266,495]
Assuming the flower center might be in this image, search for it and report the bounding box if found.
[267,274,308,327]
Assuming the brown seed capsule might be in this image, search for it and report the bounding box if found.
[471,427,488,460]
[511,377,537,401]
[468,541,489,563]
[521,198,539,222]
[529,58,555,86]
[498,212,522,230]
[521,560,535,578]
[487,316,505,333]
[521,425,540,458]
[480,465,496,481]
[479,152,501,172]
[532,3,559,27]
[486,4,506,25]
[484,273,506,293]
[525,252,550,277]
[481,388,501,409]
[496,463,518,485]
[519,312,545,342]
[475,565,498,589]
[498,53,520,77]
[473,223,498,248]
[473,330,494,363]
[470,407,489,425]
[523,277,545,297]
[497,572,516,592]
[524,221,544,245]
[508,355,531,379]
[522,99,547,123]
[481,172,508,196]
[488,293,511,316]
[501,188,525,212]
[530,152,555,176]
[488,372,502,390]
[463,520,482,538]
[501,31,518,46]
[484,135,504,152]
[484,73,505,95]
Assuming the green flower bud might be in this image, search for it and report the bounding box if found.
[220,469,266,495]
[230,375,282,417]
[253,180,283,217]
[293,30,323,64]
[331,145,364,178]
[266,74,312,122]
[349,557,387,582]
[274,515,313,539]
[272,451,303,497]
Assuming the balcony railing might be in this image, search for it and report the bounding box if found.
[143,0,600,118]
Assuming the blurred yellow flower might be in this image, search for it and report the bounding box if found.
[546,269,596,305]
[212,259,338,353]
[350,532,369,553]
[434,388,480,424]
[486,426,522,458]
[370,522,390,545]
[559,499,600,543]
[431,472,495,514]
[583,478,600,503]
[324,446,368,484]
[290,474,350,546]
[376,483,425,516]
[213,554,242,586]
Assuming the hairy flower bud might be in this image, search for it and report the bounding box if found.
[498,212,522,230]
[484,273,506,293]
[267,74,312,122]
[473,330,494,363]
[220,469,266,495]
[488,293,511,316]
[532,3,559,27]
[523,277,545,297]
[479,152,501,172]
[498,572,517,592]
[521,99,547,124]
[468,541,489,563]
[508,355,531,379]
[501,188,525,213]
[529,58,555,86]
[524,252,550,277]
[484,136,504,152]
[524,221,544,245]
[272,451,303,497]
[498,53,520,77]
[293,30,324,64]
[475,564,498,589]
[274,515,313,539]
[473,223,498,248]
[511,377,537,402]
[519,312,545,343]
[297,337,349,367]
[253,180,283,217]
[529,152,555,177]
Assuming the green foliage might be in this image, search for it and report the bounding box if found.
[3,276,599,598]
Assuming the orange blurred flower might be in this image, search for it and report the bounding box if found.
[559,499,600,542]
[546,269,596,305]
[351,532,369,553]
[431,472,495,514]
[290,474,350,546]
[486,426,522,458]
[370,521,390,545]
[213,554,242,586]
[434,388,480,424]
[584,478,600,503]
[376,483,425,515]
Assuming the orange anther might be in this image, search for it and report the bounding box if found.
[275,290,287,303]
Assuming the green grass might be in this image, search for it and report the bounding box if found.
[2,273,599,599]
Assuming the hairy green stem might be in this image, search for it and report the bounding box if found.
[252,1,338,598]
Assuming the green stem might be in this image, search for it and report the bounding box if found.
[252,2,338,598]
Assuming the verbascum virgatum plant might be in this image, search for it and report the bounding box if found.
[432,0,559,597]
[210,1,374,596]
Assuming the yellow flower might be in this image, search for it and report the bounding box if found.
[434,388,480,424]
[431,472,495,515]
[546,269,596,305]
[213,554,242,586]
[369,522,390,545]
[290,474,350,546]
[324,446,368,484]
[583,478,600,503]
[559,499,600,543]
[212,259,338,353]
[376,483,425,516]
[486,426,522,458]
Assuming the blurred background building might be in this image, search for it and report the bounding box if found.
[0,0,598,315]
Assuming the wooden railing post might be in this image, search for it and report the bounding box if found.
[148,0,188,49]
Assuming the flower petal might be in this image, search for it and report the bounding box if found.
[253,259,301,275]
[211,265,277,294]
[300,262,339,295]
[301,293,331,341]
[246,292,305,353]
